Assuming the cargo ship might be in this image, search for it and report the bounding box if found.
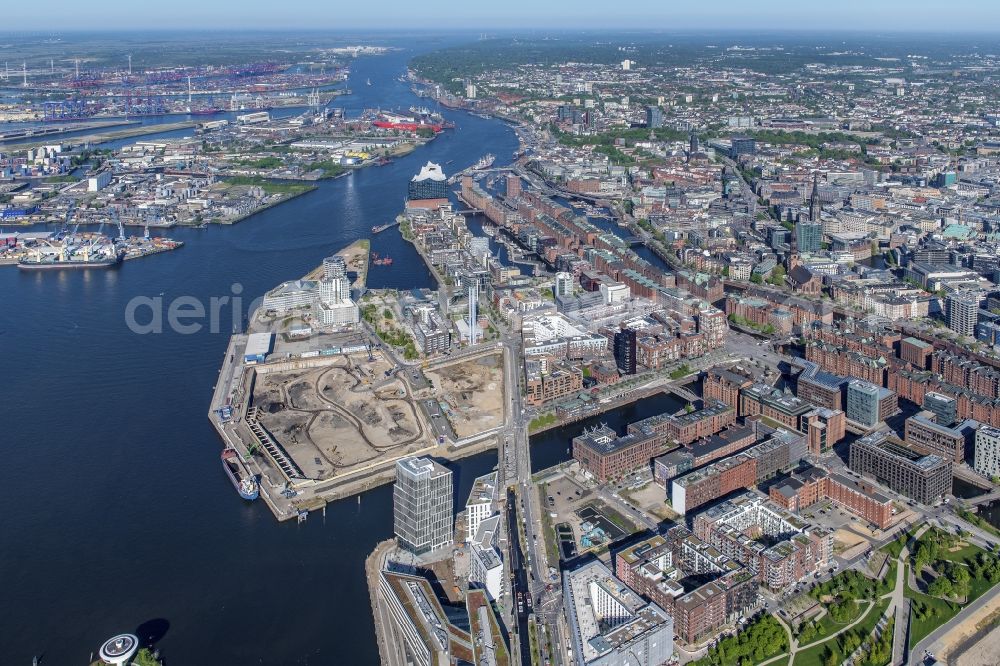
[18,239,121,270]
[474,153,496,170]
[189,107,223,116]
[221,448,259,501]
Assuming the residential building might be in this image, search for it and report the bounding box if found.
[769,466,893,529]
[646,106,664,129]
[469,514,504,601]
[524,358,584,406]
[465,472,498,543]
[563,560,674,666]
[573,425,667,483]
[615,531,757,645]
[614,327,638,375]
[946,291,980,338]
[626,400,736,446]
[377,570,474,666]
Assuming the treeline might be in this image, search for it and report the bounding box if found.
[689,615,787,666]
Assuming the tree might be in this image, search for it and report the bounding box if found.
[750,273,763,284]
[928,575,952,598]
[768,264,786,286]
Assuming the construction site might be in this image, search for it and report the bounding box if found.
[423,352,506,439]
[252,349,427,480]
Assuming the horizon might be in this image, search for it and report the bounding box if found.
[6,0,1000,32]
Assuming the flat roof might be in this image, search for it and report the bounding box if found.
[245,332,274,356]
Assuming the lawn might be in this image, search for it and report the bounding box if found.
[800,600,871,644]
[881,524,921,558]
[536,484,560,565]
[905,584,959,650]
[792,598,890,666]
[935,541,988,566]
[222,175,316,195]
[904,545,998,651]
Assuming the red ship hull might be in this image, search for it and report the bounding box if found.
[373,120,443,133]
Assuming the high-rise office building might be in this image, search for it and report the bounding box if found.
[846,380,895,429]
[975,426,1000,479]
[467,280,479,345]
[730,136,756,157]
[923,392,958,428]
[646,105,664,129]
[946,291,980,337]
[554,271,575,298]
[614,328,638,375]
[394,457,454,554]
[795,220,823,254]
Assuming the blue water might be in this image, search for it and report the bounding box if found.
[0,43,520,665]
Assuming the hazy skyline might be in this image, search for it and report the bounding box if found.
[5,0,1000,32]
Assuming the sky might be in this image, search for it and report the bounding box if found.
[4,0,1000,32]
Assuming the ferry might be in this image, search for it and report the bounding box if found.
[370,220,399,234]
[221,448,259,501]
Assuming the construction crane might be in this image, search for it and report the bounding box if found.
[112,206,125,243]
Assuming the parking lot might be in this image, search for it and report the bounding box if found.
[537,471,635,559]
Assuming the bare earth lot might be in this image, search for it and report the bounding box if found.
[424,353,504,439]
[253,351,428,480]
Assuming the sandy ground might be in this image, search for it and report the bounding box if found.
[955,622,1000,666]
[834,527,873,560]
[253,352,426,480]
[938,593,1000,666]
[424,353,505,439]
[303,238,369,288]
[622,481,677,521]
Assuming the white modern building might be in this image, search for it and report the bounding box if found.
[975,426,1000,478]
[554,271,575,298]
[465,471,498,543]
[469,514,504,601]
[522,312,607,358]
[260,253,359,328]
[599,282,630,305]
[563,560,674,666]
